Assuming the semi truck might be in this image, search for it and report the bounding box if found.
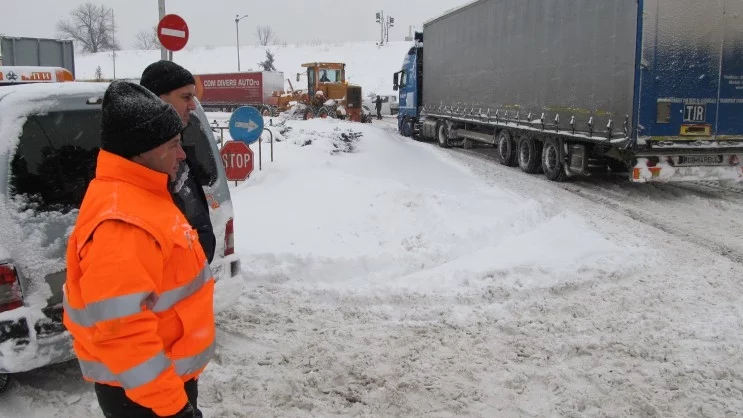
[193,71,284,113]
[394,0,743,182]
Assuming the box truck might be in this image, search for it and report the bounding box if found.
[193,71,284,113]
[394,0,743,182]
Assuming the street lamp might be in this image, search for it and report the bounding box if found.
[235,14,248,71]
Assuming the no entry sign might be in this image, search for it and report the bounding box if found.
[220,141,254,181]
[158,14,189,52]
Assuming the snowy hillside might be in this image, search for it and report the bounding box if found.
[74,41,410,98]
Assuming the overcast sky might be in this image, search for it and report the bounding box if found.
[1,0,471,50]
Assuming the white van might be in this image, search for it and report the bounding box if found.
[364,94,399,116]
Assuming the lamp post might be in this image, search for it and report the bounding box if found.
[159,0,167,60]
[235,14,248,71]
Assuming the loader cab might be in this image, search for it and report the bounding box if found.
[301,62,347,105]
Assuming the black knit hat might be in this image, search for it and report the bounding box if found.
[140,60,196,96]
[100,81,185,158]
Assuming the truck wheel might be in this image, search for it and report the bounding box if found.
[401,118,414,137]
[518,136,542,174]
[318,107,331,118]
[0,374,10,395]
[304,108,315,120]
[496,130,517,167]
[437,123,451,148]
[542,138,568,182]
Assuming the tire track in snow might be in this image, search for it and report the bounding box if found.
[440,146,743,265]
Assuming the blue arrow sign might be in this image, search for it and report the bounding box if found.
[229,106,264,145]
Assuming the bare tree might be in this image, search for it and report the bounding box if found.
[255,26,277,46]
[57,3,119,53]
[134,25,160,50]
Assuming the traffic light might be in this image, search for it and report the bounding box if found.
[376,12,381,23]
[389,16,395,27]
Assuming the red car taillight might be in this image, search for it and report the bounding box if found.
[0,263,23,312]
[224,218,235,256]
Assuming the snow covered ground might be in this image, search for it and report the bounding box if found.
[3,115,743,417]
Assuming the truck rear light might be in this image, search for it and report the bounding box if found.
[224,218,235,256]
[0,264,23,312]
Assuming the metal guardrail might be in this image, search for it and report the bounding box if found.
[211,125,274,172]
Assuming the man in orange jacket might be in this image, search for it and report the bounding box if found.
[63,81,215,418]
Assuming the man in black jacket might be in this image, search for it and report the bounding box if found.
[140,61,216,265]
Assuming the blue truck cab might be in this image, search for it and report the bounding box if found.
[393,33,423,138]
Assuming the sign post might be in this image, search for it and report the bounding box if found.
[220,141,254,184]
[229,106,265,171]
[157,14,189,54]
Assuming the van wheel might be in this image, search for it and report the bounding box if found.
[437,123,450,148]
[518,136,542,174]
[0,374,10,395]
[496,130,517,167]
[542,138,568,182]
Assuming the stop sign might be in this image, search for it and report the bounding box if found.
[220,141,254,181]
[157,14,189,51]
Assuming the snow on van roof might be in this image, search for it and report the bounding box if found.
[0,82,108,156]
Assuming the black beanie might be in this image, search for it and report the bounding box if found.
[140,60,196,96]
[100,81,185,158]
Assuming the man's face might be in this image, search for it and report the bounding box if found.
[132,135,186,180]
[160,84,196,123]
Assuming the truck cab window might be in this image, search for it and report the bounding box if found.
[399,71,407,88]
[308,68,316,96]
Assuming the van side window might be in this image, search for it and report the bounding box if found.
[10,110,100,213]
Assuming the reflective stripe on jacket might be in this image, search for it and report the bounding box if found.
[63,150,215,417]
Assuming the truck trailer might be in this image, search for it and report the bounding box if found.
[394,0,743,182]
[194,71,284,113]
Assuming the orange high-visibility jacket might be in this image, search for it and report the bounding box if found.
[64,150,215,416]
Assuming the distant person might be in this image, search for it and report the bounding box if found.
[320,70,331,82]
[63,81,214,418]
[140,60,216,263]
[375,95,383,120]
